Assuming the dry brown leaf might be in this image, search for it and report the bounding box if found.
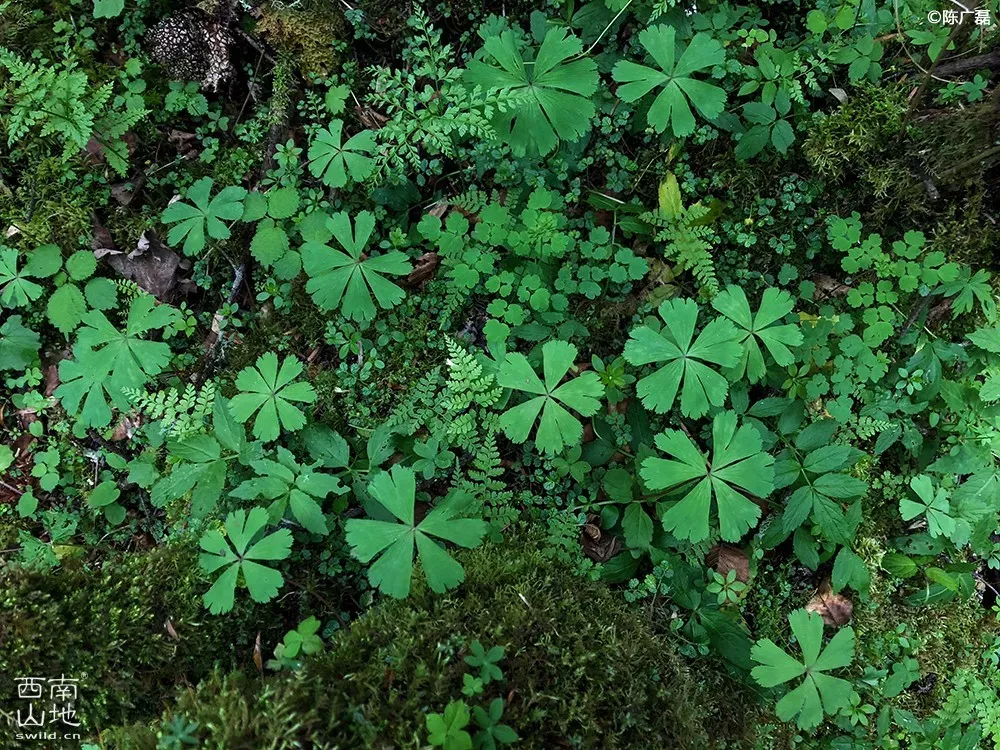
[708,545,750,583]
[404,252,439,287]
[43,364,60,397]
[110,412,143,442]
[252,632,263,674]
[581,515,622,562]
[427,201,450,218]
[806,583,853,627]
[812,273,851,299]
[94,225,194,302]
[165,619,180,641]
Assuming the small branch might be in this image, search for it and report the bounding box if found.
[933,50,1000,78]
[936,143,1000,179]
[902,21,968,129]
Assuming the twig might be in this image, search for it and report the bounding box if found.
[902,20,968,129]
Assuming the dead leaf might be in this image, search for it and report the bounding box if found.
[806,582,853,626]
[252,633,264,674]
[43,365,60,397]
[110,412,142,442]
[354,105,388,130]
[427,201,450,218]
[111,174,146,206]
[581,515,622,562]
[91,213,118,254]
[403,252,439,287]
[95,225,194,302]
[812,273,851,299]
[708,545,750,583]
[168,130,199,158]
[165,619,180,641]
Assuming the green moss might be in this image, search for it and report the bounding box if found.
[803,83,909,193]
[105,539,755,749]
[0,542,286,734]
[256,4,347,77]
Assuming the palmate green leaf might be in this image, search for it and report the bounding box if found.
[151,398,248,517]
[301,210,411,323]
[0,247,44,308]
[199,506,293,614]
[712,285,803,382]
[497,339,604,455]
[464,27,598,157]
[623,297,741,418]
[231,446,346,535]
[161,176,247,256]
[901,475,956,539]
[0,315,40,371]
[229,352,317,442]
[936,268,995,319]
[307,120,376,188]
[751,609,856,730]
[641,411,774,543]
[345,465,487,599]
[612,26,726,137]
[54,294,178,428]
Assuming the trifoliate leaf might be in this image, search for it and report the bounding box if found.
[623,297,741,418]
[901,475,956,539]
[464,27,598,157]
[301,210,410,323]
[229,352,316,442]
[199,507,293,614]
[641,410,774,543]
[497,339,604,455]
[345,465,487,598]
[612,27,727,137]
